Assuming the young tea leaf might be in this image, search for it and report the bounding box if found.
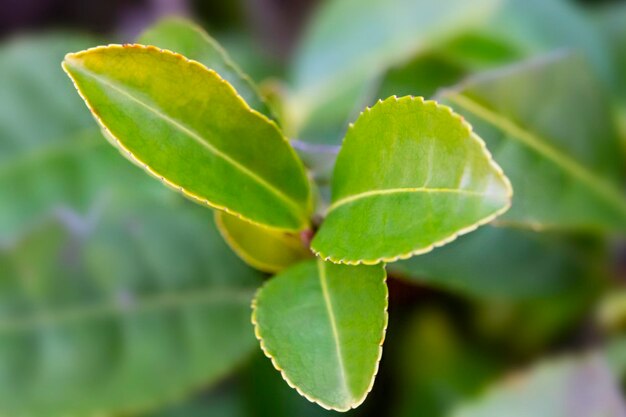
[312,96,512,265]
[215,211,312,273]
[138,18,274,118]
[62,45,311,231]
[252,259,388,411]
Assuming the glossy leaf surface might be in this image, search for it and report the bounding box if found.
[215,211,312,273]
[441,52,626,231]
[252,260,387,411]
[138,18,273,118]
[312,96,512,265]
[63,45,310,231]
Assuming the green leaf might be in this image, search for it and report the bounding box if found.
[311,96,512,265]
[441,52,626,232]
[605,336,626,380]
[390,226,587,300]
[62,45,311,231]
[137,18,273,119]
[0,33,97,162]
[501,0,614,85]
[0,188,263,417]
[215,211,312,273]
[252,259,388,411]
[0,33,113,241]
[289,0,500,143]
[451,354,626,417]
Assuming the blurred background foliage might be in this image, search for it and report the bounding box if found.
[0,0,625,416]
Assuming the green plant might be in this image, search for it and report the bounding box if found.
[0,0,624,415]
[61,18,514,411]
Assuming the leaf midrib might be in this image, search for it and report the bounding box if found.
[68,63,306,225]
[328,187,497,212]
[448,93,626,216]
[317,259,353,404]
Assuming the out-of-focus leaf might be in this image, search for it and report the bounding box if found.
[451,354,626,417]
[0,33,96,163]
[392,309,500,417]
[63,45,311,231]
[437,32,524,71]
[596,2,626,153]
[0,131,116,242]
[472,270,601,355]
[376,54,466,101]
[0,177,263,417]
[441,52,626,232]
[252,260,387,411]
[596,3,626,92]
[390,226,587,300]
[289,0,500,143]
[147,384,247,417]
[312,97,512,265]
[215,211,312,273]
[597,3,626,98]
[137,18,274,118]
[479,0,613,84]
[0,34,112,240]
[606,336,626,380]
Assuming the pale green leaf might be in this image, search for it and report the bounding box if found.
[62,45,311,231]
[137,18,273,118]
[0,188,263,417]
[311,96,512,265]
[0,33,96,163]
[252,259,387,411]
[441,52,626,232]
[0,33,114,241]
[451,354,626,417]
[215,211,312,273]
[478,0,613,83]
[289,0,501,143]
[597,2,626,99]
[605,336,626,380]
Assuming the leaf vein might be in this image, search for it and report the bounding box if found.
[75,67,305,223]
[328,187,494,212]
[317,259,352,402]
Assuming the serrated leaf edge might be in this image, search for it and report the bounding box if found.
[250,262,389,412]
[311,95,513,266]
[62,44,311,232]
[140,17,277,120]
